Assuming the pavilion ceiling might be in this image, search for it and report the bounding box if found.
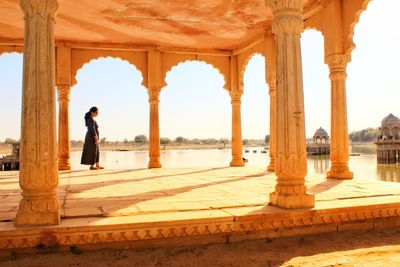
[0,0,317,51]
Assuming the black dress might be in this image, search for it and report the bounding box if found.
[81,116,100,165]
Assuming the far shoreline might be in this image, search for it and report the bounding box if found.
[0,143,268,155]
[0,142,375,156]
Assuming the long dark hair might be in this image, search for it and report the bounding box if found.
[84,106,98,126]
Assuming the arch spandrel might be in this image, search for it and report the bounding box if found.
[237,40,267,91]
[303,13,324,34]
[161,52,230,92]
[71,49,148,88]
[343,0,372,58]
[0,45,23,56]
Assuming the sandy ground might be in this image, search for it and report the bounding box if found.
[1,228,400,267]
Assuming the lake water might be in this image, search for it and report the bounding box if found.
[68,145,400,183]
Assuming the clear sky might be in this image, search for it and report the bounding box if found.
[0,0,399,141]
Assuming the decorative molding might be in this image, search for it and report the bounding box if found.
[2,205,400,250]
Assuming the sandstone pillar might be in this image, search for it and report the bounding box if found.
[148,88,162,168]
[266,34,277,172]
[16,0,60,226]
[230,91,245,167]
[326,55,353,180]
[267,78,276,172]
[267,0,314,208]
[57,85,71,170]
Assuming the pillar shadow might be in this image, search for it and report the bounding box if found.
[308,179,344,194]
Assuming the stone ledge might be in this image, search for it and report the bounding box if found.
[2,201,400,251]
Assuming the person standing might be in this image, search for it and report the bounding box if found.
[81,106,104,170]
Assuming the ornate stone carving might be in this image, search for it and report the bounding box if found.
[2,205,400,250]
[267,0,314,208]
[326,54,353,180]
[16,0,60,226]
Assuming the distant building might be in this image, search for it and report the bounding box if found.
[376,113,400,164]
[0,142,20,171]
[306,127,330,155]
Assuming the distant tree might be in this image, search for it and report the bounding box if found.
[160,137,171,145]
[100,137,107,145]
[134,135,149,145]
[243,139,249,145]
[219,138,229,148]
[4,138,16,144]
[349,128,379,143]
[175,136,186,144]
[265,135,270,144]
[191,138,202,145]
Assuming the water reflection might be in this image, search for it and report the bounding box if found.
[377,164,400,182]
[66,145,400,183]
[308,155,330,175]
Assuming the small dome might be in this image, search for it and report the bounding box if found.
[313,127,329,138]
[381,113,400,129]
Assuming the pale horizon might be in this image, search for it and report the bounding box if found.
[0,0,399,141]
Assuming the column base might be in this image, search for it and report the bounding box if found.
[230,158,245,167]
[148,160,162,169]
[327,165,353,180]
[58,159,71,171]
[15,193,60,227]
[269,188,315,209]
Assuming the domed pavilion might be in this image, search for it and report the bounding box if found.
[376,113,400,163]
[307,127,330,155]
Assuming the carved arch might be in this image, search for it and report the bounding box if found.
[161,53,231,91]
[303,14,325,34]
[0,46,23,56]
[237,40,267,92]
[71,49,148,87]
[239,52,267,92]
[345,0,373,57]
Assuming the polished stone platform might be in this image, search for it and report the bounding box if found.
[1,167,400,251]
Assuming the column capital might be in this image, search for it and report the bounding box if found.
[57,84,71,102]
[230,90,242,102]
[266,0,303,12]
[267,78,277,96]
[326,54,350,81]
[148,87,161,104]
[20,0,58,18]
[325,54,350,70]
[267,0,303,35]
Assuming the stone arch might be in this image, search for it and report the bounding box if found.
[0,46,23,56]
[345,0,373,57]
[237,41,267,92]
[303,25,324,36]
[162,53,230,92]
[382,127,390,138]
[71,49,148,88]
[239,52,266,92]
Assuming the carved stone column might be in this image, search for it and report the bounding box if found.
[57,85,71,171]
[230,91,245,167]
[16,0,60,226]
[267,0,314,208]
[148,88,162,168]
[266,33,277,172]
[326,55,353,179]
[267,78,276,172]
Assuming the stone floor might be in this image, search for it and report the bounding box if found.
[1,167,400,250]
